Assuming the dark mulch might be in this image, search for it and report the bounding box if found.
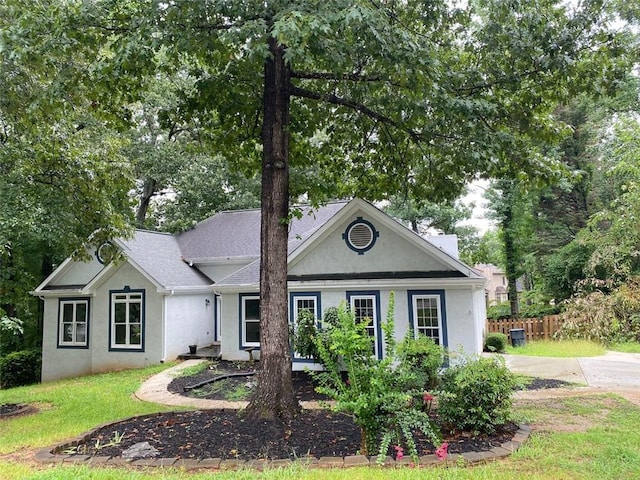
[516,377,575,390]
[167,361,332,402]
[77,409,519,461]
[0,402,36,419]
[0,403,24,416]
[67,360,551,461]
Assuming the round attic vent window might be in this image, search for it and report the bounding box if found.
[343,217,379,254]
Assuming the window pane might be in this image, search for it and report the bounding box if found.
[245,299,260,320]
[63,304,74,323]
[129,302,141,323]
[115,324,127,344]
[76,303,87,323]
[414,296,440,344]
[130,325,141,345]
[246,321,260,343]
[63,324,73,342]
[76,324,86,343]
[297,298,315,314]
[353,298,374,322]
[114,303,126,323]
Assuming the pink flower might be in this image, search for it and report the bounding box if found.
[423,392,435,403]
[394,445,404,460]
[435,442,448,460]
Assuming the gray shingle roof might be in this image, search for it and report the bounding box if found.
[176,201,349,262]
[119,230,212,290]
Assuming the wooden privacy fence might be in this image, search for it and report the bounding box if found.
[486,315,564,342]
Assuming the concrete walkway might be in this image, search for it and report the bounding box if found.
[503,351,640,405]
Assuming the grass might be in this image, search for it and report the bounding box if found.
[609,341,640,354]
[505,339,607,357]
[170,360,210,378]
[1,346,640,479]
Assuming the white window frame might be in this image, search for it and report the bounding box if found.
[241,295,260,348]
[411,294,443,346]
[349,293,379,356]
[110,290,144,350]
[58,298,89,347]
[290,293,320,359]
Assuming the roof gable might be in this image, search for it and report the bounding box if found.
[287,199,482,280]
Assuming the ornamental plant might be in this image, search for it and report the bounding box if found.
[484,332,508,353]
[291,309,319,359]
[437,355,515,434]
[312,293,443,461]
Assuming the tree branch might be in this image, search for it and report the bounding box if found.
[290,85,456,143]
[290,71,384,82]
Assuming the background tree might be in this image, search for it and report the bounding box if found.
[486,177,537,317]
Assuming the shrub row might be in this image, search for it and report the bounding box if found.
[0,349,41,389]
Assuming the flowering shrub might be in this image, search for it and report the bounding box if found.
[312,293,443,461]
[435,442,448,460]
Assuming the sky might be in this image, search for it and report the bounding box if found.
[459,179,495,235]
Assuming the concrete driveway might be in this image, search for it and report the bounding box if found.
[502,351,640,388]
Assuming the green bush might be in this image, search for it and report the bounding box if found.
[312,294,442,461]
[397,333,443,390]
[0,349,41,388]
[484,332,508,353]
[291,309,319,359]
[437,355,515,434]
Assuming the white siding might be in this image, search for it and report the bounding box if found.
[164,293,215,359]
[289,216,450,276]
[53,255,103,286]
[41,262,167,382]
[41,297,92,382]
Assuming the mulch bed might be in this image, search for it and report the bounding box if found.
[0,403,36,419]
[65,361,565,462]
[77,409,518,461]
[0,403,25,416]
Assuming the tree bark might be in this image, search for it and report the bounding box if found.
[244,36,300,420]
[135,178,157,228]
[502,183,520,319]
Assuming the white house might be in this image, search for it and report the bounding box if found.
[33,198,487,382]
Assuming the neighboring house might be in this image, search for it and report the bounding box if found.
[474,263,509,306]
[34,198,487,382]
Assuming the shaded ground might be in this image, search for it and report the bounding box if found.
[75,409,519,461]
[64,361,567,461]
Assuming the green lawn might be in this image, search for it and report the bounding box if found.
[1,351,639,480]
[505,339,640,357]
[505,339,606,357]
[608,341,640,354]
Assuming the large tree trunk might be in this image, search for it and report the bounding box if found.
[502,183,520,319]
[244,37,300,420]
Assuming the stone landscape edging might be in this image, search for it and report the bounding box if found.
[34,409,531,471]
